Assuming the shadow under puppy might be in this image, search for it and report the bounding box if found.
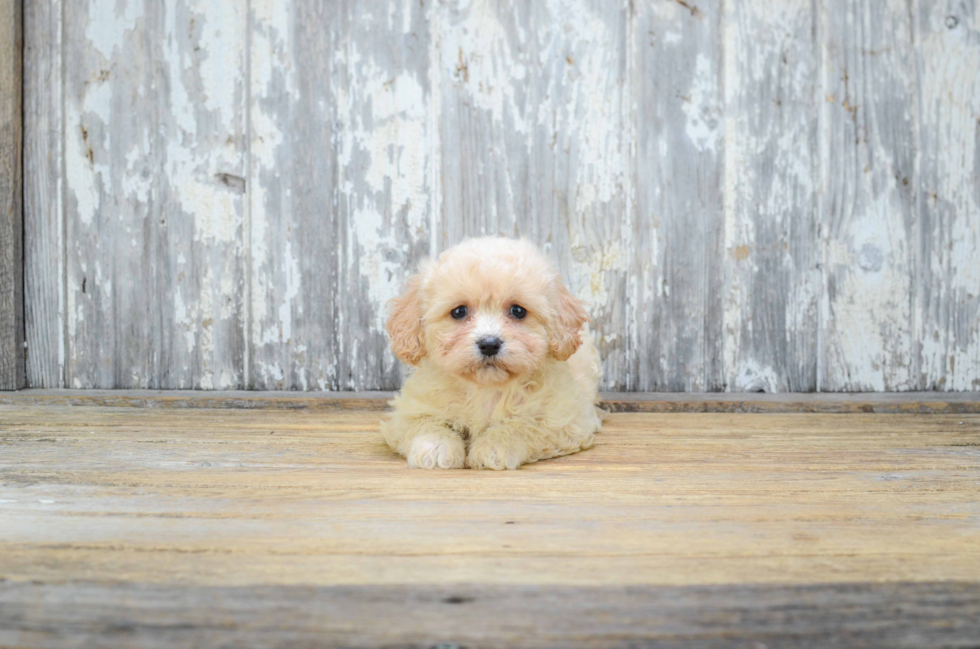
[381,237,604,470]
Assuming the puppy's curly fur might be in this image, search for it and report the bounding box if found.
[381,237,603,470]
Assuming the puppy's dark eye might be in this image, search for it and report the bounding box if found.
[451,305,468,320]
[510,305,527,320]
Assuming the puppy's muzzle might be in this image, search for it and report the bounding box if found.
[477,336,503,357]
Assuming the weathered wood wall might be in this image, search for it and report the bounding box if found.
[0,0,23,390]
[21,0,980,392]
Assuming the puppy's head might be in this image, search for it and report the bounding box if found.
[387,237,588,385]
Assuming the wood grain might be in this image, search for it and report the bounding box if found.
[917,1,980,391]
[247,0,343,390]
[63,0,247,389]
[435,0,532,245]
[3,581,978,649]
[820,0,917,391]
[723,0,820,392]
[248,0,434,392]
[19,0,980,392]
[0,405,978,646]
[0,0,23,390]
[23,0,63,388]
[334,0,435,391]
[631,0,724,391]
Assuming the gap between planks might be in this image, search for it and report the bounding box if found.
[0,389,978,413]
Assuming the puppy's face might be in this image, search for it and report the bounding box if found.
[387,238,588,386]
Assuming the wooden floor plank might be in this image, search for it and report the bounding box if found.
[3,581,978,649]
[1,406,978,646]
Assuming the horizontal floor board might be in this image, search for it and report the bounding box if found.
[2,581,978,649]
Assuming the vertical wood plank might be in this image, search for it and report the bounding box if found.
[631,0,724,391]
[64,0,247,388]
[248,0,342,390]
[436,0,532,245]
[437,0,630,389]
[917,0,980,391]
[24,0,64,387]
[249,0,433,391]
[0,0,23,390]
[722,0,820,392]
[819,0,917,391]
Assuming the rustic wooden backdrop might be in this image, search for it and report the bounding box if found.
[1,0,23,390]
[20,0,980,392]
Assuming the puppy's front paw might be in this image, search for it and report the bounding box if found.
[407,432,466,469]
[467,433,529,470]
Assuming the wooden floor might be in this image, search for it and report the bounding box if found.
[1,401,979,647]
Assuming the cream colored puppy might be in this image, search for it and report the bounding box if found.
[381,237,603,470]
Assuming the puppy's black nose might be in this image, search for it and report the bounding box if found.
[477,336,503,357]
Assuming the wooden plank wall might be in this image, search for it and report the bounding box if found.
[0,0,23,390]
[20,0,980,392]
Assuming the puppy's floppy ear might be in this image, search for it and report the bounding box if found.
[387,274,426,365]
[549,278,589,361]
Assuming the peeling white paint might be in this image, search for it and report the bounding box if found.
[439,1,529,135]
[247,0,290,374]
[917,2,980,390]
[67,75,112,227]
[548,0,626,216]
[197,1,245,127]
[722,0,818,392]
[31,0,980,393]
[733,359,780,392]
[249,0,296,362]
[682,53,721,153]
[277,237,300,344]
[84,0,142,59]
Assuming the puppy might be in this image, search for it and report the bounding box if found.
[380,237,603,470]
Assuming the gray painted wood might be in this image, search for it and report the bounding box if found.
[249,0,432,391]
[820,0,917,391]
[62,0,247,389]
[0,0,23,390]
[23,0,63,387]
[2,580,979,649]
[631,0,724,391]
[435,0,532,247]
[20,0,980,392]
[722,0,820,392]
[917,0,980,391]
[247,0,343,390]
